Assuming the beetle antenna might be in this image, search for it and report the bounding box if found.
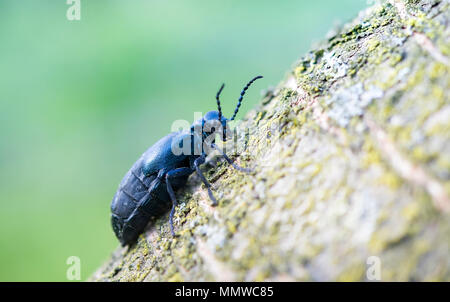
[230,75,263,121]
[216,83,225,121]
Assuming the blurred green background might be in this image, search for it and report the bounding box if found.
[0,0,367,281]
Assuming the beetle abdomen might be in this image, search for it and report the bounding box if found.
[111,161,174,245]
[111,169,153,219]
[110,135,193,245]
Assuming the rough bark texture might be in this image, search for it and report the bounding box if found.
[91,0,450,281]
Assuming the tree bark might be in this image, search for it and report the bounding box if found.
[91,0,450,281]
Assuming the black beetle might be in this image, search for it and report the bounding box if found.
[110,76,263,246]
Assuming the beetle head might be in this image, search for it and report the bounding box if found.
[190,76,263,148]
[191,110,229,142]
[203,75,263,141]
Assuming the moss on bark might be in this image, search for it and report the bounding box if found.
[91,0,450,281]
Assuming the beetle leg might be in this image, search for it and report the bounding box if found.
[194,155,218,206]
[211,143,253,173]
[165,167,194,236]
